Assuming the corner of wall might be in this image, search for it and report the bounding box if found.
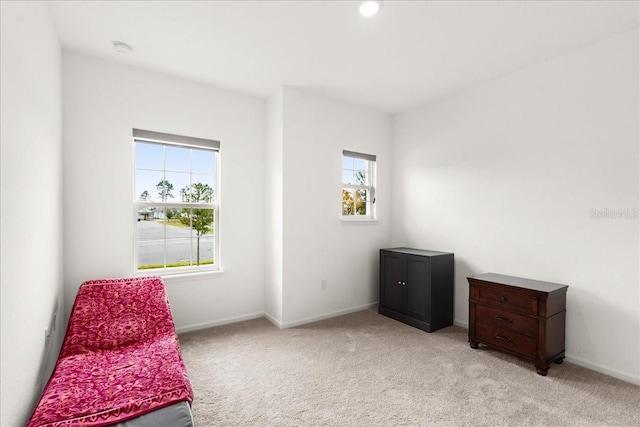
[1,1,64,424]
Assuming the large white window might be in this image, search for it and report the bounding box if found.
[342,150,376,219]
[133,129,220,274]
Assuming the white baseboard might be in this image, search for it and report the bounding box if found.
[176,304,378,334]
[176,311,264,334]
[451,320,639,386]
[564,353,639,385]
[453,319,468,328]
[264,312,283,329]
[280,303,379,329]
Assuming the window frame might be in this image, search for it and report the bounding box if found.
[133,129,221,276]
[341,150,376,220]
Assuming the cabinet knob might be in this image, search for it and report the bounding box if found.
[402,282,406,286]
[398,281,402,285]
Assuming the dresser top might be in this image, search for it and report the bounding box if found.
[469,273,568,293]
[381,247,453,257]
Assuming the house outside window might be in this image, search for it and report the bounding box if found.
[133,129,220,274]
[342,150,376,219]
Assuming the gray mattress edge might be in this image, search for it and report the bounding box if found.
[109,401,193,427]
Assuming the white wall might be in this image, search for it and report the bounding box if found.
[0,2,64,425]
[265,90,284,324]
[280,88,393,326]
[392,30,639,383]
[62,52,266,332]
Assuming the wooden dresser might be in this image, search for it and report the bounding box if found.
[468,273,568,375]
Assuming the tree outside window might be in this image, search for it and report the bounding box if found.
[134,129,219,273]
[342,150,376,218]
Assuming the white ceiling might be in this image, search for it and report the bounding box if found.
[47,1,639,114]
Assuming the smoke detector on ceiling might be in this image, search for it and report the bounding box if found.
[113,41,132,54]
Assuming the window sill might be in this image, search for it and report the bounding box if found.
[340,217,378,224]
[136,268,223,283]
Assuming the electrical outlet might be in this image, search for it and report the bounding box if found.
[320,279,327,290]
[45,303,58,349]
[44,327,52,348]
[52,299,58,331]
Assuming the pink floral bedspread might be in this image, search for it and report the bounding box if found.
[27,277,193,427]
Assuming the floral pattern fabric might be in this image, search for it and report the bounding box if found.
[27,277,193,427]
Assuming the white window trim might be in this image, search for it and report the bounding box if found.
[133,130,221,276]
[341,150,377,220]
[340,216,378,223]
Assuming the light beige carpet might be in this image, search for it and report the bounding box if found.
[179,309,640,426]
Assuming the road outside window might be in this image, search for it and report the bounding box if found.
[134,129,219,274]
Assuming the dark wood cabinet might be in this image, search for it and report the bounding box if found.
[379,248,454,333]
[468,273,568,376]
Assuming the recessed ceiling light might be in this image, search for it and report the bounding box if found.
[359,1,382,17]
[113,41,132,54]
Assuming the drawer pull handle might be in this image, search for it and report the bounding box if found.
[494,315,512,323]
[494,334,512,342]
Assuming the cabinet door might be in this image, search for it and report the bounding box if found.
[380,251,403,312]
[404,254,430,322]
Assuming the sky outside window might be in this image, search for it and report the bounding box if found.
[342,156,368,185]
[135,143,216,202]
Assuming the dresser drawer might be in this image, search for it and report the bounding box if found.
[475,285,538,315]
[476,323,537,358]
[475,304,537,337]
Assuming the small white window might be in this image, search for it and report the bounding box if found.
[133,129,220,274]
[342,150,376,219]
